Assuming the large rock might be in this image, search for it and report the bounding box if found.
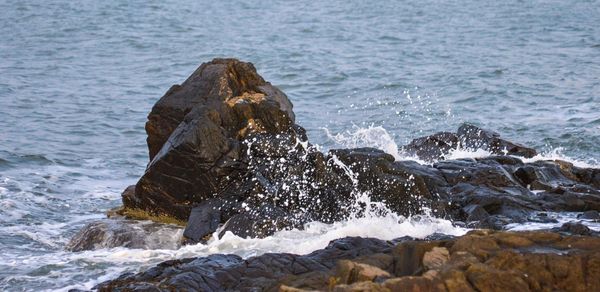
[126,59,299,221]
[96,230,600,291]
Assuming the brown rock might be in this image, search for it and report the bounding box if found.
[465,263,530,292]
[336,260,391,284]
[422,247,450,270]
[441,270,474,292]
[383,276,446,292]
[393,240,447,276]
[333,281,389,292]
[450,231,500,260]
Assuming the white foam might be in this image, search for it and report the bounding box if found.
[323,125,600,169]
[520,147,599,169]
[0,211,468,292]
[443,147,493,160]
[506,212,600,232]
[323,125,402,160]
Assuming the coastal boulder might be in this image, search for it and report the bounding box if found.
[125,59,299,221]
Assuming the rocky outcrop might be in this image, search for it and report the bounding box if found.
[69,58,600,250]
[110,58,600,240]
[96,230,600,291]
[128,58,298,222]
[71,58,600,290]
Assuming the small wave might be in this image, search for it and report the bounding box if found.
[323,125,402,159]
[520,147,599,169]
[18,154,55,165]
[323,125,600,168]
[2,211,465,291]
[506,212,600,232]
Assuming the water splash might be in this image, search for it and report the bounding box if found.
[323,125,402,160]
[521,147,599,168]
[1,212,466,291]
[324,125,600,169]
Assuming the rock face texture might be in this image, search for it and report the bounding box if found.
[96,230,600,291]
[127,58,297,221]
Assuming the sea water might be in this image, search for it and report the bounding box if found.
[1,0,599,290]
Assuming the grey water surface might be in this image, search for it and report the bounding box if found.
[1,0,599,290]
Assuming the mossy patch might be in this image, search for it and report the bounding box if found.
[108,206,186,226]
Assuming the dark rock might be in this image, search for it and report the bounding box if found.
[558,222,593,235]
[402,124,538,162]
[182,199,227,243]
[218,204,300,239]
[457,123,537,158]
[529,212,559,224]
[329,148,447,217]
[129,58,298,221]
[402,131,458,162]
[578,210,600,219]
[468,215,516,230]
[97,230,600,292]
[144,59,294,162]
[462,204,489,222]
[96,236,393,291]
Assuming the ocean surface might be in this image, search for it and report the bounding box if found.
[1,0,599,290]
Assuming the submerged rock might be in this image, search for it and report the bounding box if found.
[66,219,182,251]
[96,230,600,291]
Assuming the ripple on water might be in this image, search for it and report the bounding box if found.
[0,0,599,290]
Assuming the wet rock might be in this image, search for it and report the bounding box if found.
[402,123,537,162]
[99,58,600,244]
[402,131,458,162]
[457,123,537,158]
[66,219,182,251]
[529,212,559,224]
[182,199,226,243]
[96,236,393,291]
[98,230,600,292]
[578,210,600,219]
[129,58,298,221]
[461,204,489,222]
[218,204,299,239]
[330,148,445,217]
[558,222,593,235]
